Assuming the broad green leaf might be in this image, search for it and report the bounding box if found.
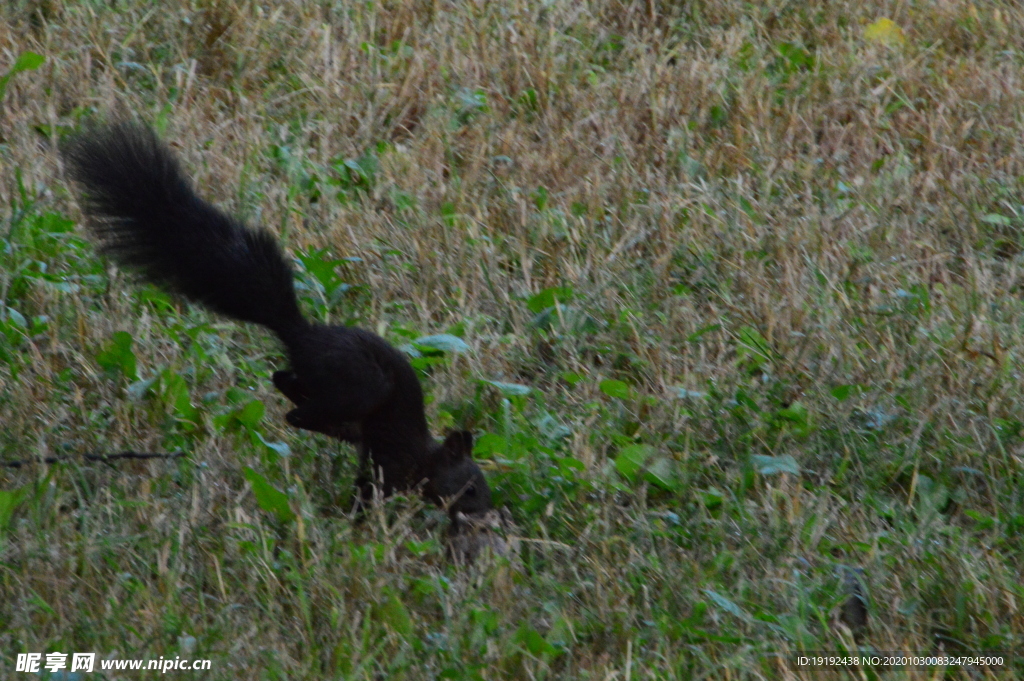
[165,373,199,427]
[527,286,573,313]
[95,331,137,381]
[701,487,724,509]
[600,379,633,400]
[516,623,557,657]
[752,454,800,476]
[675,387,706,400]
[0,487,26,533]
[473,433,507,456]
[615,444,654,481]
[398,343,422,358]
[775,402,809,428]
[534,411,571,441]
[415,334,470,354]
[981,213,1013,226]
[378,589,414,637]
[704,589,749,621]
[830,384,856,401]
[243,467,295,523]
[126,376,158,402]
[645,457,680,492]
[560,371,585,386]
[5,307,27,328]
[485,379,531,396]
[0,52,45,101]
[235,400,265,429]
[256,433,291,458]
[12,52,45,72]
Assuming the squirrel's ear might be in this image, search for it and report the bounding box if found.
[440,430,474,462]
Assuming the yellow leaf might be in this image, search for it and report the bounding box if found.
[865,17,906,46]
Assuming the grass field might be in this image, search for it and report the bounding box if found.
[2,0,1024,678]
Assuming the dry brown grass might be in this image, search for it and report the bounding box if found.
[2,0,1024,678]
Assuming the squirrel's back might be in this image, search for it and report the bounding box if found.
[63,123,305,340]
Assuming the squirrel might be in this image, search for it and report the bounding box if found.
[62,122,492,518]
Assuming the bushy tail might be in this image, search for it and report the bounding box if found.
[63,122,306,339]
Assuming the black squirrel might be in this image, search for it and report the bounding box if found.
[62,122,492,517]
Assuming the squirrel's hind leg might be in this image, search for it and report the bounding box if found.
[285,402,362,443]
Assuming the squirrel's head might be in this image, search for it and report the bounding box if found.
[425,431,493,517]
